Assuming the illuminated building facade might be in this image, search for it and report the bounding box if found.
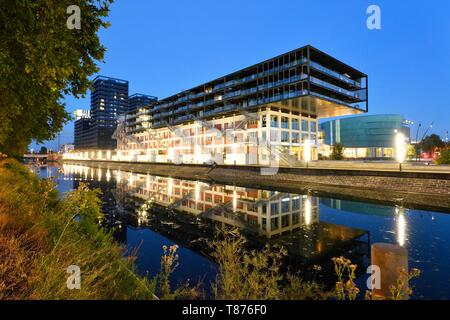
[66,45,368,165]
[319,114,411,159]
[115,45,368,165]
[62,163,370,260]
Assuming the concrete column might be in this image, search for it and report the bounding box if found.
[371,243,409,299]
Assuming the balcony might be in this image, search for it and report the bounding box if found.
[173,114,195,124]
[310,91,366,111]
[310,76,366,101]
[309,61,361,88]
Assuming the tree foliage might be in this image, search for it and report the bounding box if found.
[330,143,345,160]
[420,134,445,154]
[0,0,112,157]
[436,149,450,165]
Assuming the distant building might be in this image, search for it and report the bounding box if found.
[86,76,129,149]
[73,76,129,150]
[319,114,412,159]
[74,109,90,119]
[124,94,158,135]
[128,94,157,112]
[74,110,92,149]
[60,143,75,153]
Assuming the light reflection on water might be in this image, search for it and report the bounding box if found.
[38,164,450,299]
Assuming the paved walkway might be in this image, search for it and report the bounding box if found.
[290,160,450,174]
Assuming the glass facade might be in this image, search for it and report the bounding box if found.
[84,76,129,149]
[69,46,369,166]
[319,114,411,159]
[149,45,368,129]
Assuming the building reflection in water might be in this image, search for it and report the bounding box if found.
[62,163,369,270]
[321,198,409,248]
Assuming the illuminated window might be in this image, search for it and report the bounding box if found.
[270,115,278,128]
[301,119,308,131]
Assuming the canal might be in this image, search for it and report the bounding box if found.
[39,163,450,299]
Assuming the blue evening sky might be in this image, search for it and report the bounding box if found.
[34,0,450,150]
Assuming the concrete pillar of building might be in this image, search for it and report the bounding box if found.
[371,243,409,300]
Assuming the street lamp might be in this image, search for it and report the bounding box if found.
[414,123,421,162]
[395,131,406,171]
[415,121,434,162]
[304,138,311,168]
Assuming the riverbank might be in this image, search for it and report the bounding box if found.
[0,159,158,299]
[1,159,326,300]
[63,160,450,213]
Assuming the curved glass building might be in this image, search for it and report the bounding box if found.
[319,114,411,159]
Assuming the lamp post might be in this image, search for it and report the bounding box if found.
[395,131,406,172]
[418,122,434,160]
[420,122,434,142]
[304,138,311,168]
[414,123,421,162]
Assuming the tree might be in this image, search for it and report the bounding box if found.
[0,0,113,157]
[39,146,48,154]
[420,134,445,156]
[406,144,416,159]
[330,143,345,160]
[436,149,450,165]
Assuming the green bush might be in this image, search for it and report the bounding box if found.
[436,149,450,165]
[210,229,329,300]
[331,143,345,160]
[0,159,194,300]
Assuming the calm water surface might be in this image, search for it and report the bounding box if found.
[39,163,450,299]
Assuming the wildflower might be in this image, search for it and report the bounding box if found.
[410,268,421,277]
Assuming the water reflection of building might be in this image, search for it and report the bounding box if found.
[320,198,407,247]
[62,163,127,244]
[118,171,319,238]
[114,169,369,262]
[62,163,369,268]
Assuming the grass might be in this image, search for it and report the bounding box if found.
[210,228,329,300]
[0,159,192,300]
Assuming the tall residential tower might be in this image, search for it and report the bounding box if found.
[87,76,129,149]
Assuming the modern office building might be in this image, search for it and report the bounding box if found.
[67,46,368,163]
[74,117,92,149]
[84,76,129,149]
[319,114,411,159]
[124,94,158,135]
[73,78,160,150]
[111,45,368,165]
[74,109,91,149]
[128,94,158,112]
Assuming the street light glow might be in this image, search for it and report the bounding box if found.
[395,131,406,164]
[304,195,312,226]
[304,139,311,163]
[396,206,407,247]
